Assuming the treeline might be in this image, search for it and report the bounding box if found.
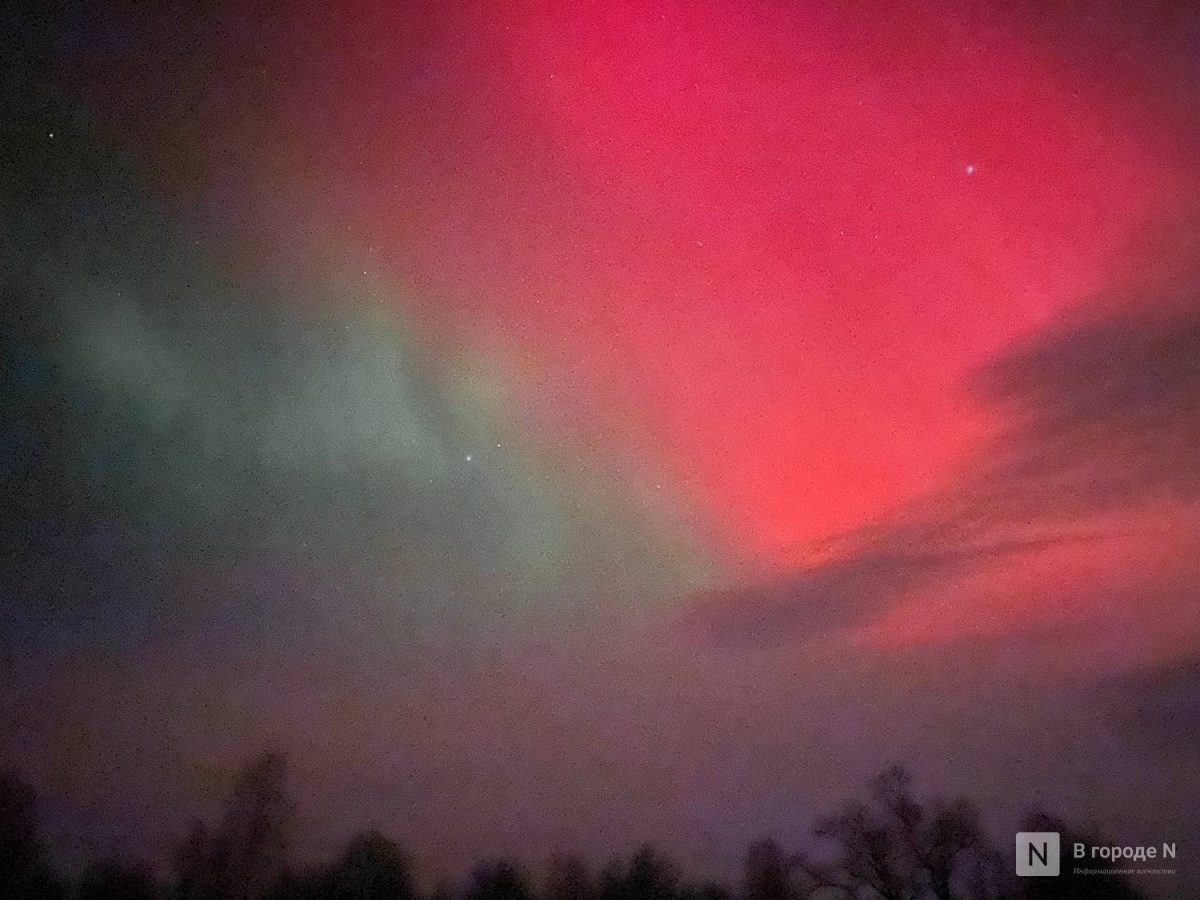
[1,752,1149,900]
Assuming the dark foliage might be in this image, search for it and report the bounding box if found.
[467,860,535,900]
[545,855,595,900]
[0,769,66,900]
[1016,812,1144,900]
[323,830,416,900]
[0,759,1157,900]
[600,845,681,900]
[78,860,161,900]
[742,840,794,900]
[174,750,292,900]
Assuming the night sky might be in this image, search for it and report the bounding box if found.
[3,0,1200,892]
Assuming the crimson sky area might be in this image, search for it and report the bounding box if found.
[3,0,1200,894]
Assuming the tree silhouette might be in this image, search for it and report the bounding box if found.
[1015,812,1144,900]
[545,854,596,900]
[174,818,215,900]
[680,880,732,900]
[78,860,161,900]
[322,829,416,900]
[263,867,324,900]
[742,840,794,900]
[789,767,1150,900]
[173,750,292,900]
[0,769,66,900]
[599,845,681,900]
[466,860,535,900]
[0,757,1169,900]
[793,766,999,900]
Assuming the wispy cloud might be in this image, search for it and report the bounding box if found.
[968,290,1200,517]
[685,225,1200,648]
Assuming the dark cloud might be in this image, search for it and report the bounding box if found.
[970,291,1200,516]
[682,536,1063,648]
[686,228,1200,648]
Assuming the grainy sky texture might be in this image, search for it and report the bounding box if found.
[3,0,1200,893]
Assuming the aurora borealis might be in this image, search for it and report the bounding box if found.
[3,0,1200,894]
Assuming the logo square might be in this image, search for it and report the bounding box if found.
[1016,832,1060,876]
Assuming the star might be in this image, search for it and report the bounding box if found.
[964,163,977,175]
